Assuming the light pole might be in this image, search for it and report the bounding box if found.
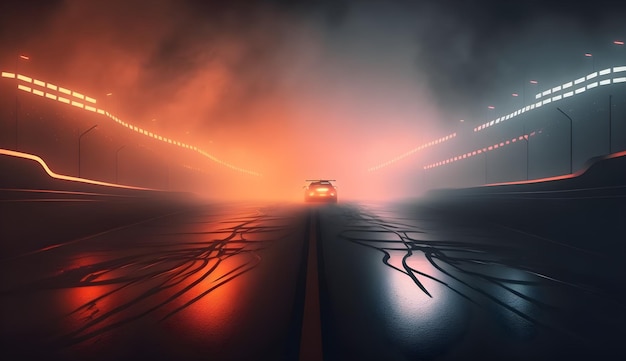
[584,53,594,72]
[556,108,573,174]
[484,151,488,184]
[483,105,495,183]
[522,123,529,180]
[105,92,113,115]
[614,40,625,65]
[115,145,125,183]
[485,105,495,123]
[14,54,29,150]
[524,79,539,107]
[609,95,613,154]
[78,124,98,177]
[511,92,522,113]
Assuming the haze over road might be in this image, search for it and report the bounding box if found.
[1,176,624,360]
[1,1,625,360]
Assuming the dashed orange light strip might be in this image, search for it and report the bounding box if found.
[0,148,155,190]
[1,72,262,177]
[423,131,538,170]
[367,132,457,171]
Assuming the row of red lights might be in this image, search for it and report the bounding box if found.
[368,61,625,172]
[423,131,538,170]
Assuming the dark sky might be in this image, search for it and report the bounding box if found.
[2,0,623,109]
[1,0,625,188]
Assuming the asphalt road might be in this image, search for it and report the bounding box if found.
[1,191,625,361]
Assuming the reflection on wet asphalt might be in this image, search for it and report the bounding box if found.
[1,199,624,361]
[317,201,625,361]
[0,202,307,361]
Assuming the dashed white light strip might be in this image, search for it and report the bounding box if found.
[4,71,263,177]
[474,64,624,133]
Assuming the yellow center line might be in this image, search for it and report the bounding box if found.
[299,211,324,361]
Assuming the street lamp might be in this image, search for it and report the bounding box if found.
[522,124,530,180]
[104,92,113,116]
[584,53,594,72]
[14,54,29,150]
[485,105,495,122]
[556,108,573,174]
[78,124,98,177]
[609,95,613,154]
[115,145,125,183]
[525,79,539,106]
[511,92,522,112]
[614,40,624,64]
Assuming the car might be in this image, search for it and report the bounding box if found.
[304,179,338,203]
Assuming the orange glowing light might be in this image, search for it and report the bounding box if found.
[614,40,624,45]
[71,101,84,108]
[0,148,154,190]
[17,74,32,82]
[19,55,29,60]
[3,71,263,177]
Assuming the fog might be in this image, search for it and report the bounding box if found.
[1,0,624,202]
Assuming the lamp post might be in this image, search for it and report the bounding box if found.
[614,40,625,65]
[484,150,488,184]
[522,123,530,180]
[78,124,98,177]
[556,108,573,174]
[584,53,594,72]
[524,79,539,107]
[115,145,125,183]
[105,92,113,116]
[14,54,29,150]
[609,95,613,154]
[511,92,522,113]
[485,104,495,123]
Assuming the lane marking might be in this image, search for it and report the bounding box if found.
[299,210,323,361]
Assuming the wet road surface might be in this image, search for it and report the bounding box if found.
[317,196,625,361]
[1,201,309,361]
[1,192,625,360]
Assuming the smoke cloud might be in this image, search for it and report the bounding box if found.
[1,0,624,201]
